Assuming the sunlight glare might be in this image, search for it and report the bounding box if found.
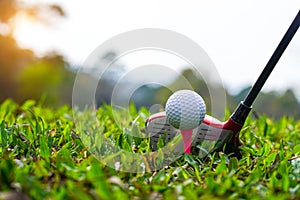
[13,12,51,55]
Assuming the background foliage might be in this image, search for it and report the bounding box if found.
[0,0,73,106]
[0,0,299,118]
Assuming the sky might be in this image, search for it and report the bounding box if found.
[14,0,300,98]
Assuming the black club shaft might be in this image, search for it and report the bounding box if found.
[243,10,300,107]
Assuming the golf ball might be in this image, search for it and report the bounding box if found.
[165,90,206,130]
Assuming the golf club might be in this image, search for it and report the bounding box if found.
[146,10,300,158]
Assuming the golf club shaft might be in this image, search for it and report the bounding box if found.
[243,10,300,107]
[231,10,300,125]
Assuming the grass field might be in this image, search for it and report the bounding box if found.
[0,99,299,200]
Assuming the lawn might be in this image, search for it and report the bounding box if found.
[0,99,299,200]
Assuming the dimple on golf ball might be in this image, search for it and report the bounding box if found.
[165,90,206,130]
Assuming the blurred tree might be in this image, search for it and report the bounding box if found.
[0,0,73,106]
[0,0,17,24]
[131,84,169,109]
[278,89,299,115]
[234,87,300,119]
[15,53,74,106]
[0,0,66,36]
[0,36,34,100]
[95,51,127,106]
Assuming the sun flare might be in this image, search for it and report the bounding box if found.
[13,12,53,54]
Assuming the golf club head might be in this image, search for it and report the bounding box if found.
[146,112,243,158]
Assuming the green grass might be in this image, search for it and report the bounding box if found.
[0,99,299,200]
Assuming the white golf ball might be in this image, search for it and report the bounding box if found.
[165,90,206,130]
